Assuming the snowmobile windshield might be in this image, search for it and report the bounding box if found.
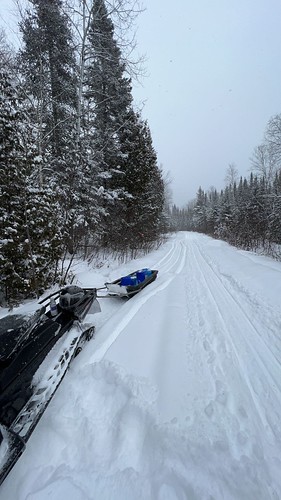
[0,311,45,364]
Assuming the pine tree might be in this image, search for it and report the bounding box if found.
[272,171,281,243]
[85,1,165,250]
[19,0,77,163]
[124,117,164,245]
[19,0,100,255]
[193,187,207,233]
[0,70,63,304]
[85,0,133,158]
[0,71,27,301]
[84,0,135,246]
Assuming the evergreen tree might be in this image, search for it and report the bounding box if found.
[0,70,63,304]
[0,70,28,301]
[85,0,165,249]
[116,112,165,248]
[193,187,207,233]
[19,0,97,255]
[269,170,281,246]
[19,0,77,163]
[86,0,132,170]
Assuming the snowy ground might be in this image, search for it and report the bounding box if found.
[1,232,281,500]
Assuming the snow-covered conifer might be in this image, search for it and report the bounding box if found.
[0,70,63,303]
[19,0,77,163]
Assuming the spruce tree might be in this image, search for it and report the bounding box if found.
[19,0,96,255]
[85,0,134,246]
[85,0,165,249]
[270,170,281,245]
[0,70,63,304]
[0,70,27,301]
[19,0,77,163]
[119,114,165,246]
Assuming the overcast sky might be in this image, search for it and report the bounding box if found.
[133,0,281,205]
[1,1,281,205]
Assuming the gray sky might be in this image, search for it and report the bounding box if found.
[133,0,281,205]
[1,1,281,205]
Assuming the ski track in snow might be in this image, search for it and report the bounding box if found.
[2,232,281,500]
[80,238,187,365]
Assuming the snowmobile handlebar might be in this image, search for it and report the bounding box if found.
[38,287,97,304]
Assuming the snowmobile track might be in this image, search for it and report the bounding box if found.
[191,241,281,438]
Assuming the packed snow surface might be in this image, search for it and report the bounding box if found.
[1,232,281,499]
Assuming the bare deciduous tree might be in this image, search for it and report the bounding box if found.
[62,0,145,143]
[0,28,16,71]
[250,143,276,186]
[224,162,238,187]
[263,114,281,177]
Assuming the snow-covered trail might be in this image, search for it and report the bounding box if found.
[2,232,281,499]
[102,233,281,496]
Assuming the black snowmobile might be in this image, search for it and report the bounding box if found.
[0,285,100,486]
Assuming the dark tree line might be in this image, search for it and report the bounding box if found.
[170,116,281,258]
[190,173,281,252]
[0,0,166,304]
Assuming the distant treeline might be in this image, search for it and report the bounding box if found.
[170,115,281,258]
